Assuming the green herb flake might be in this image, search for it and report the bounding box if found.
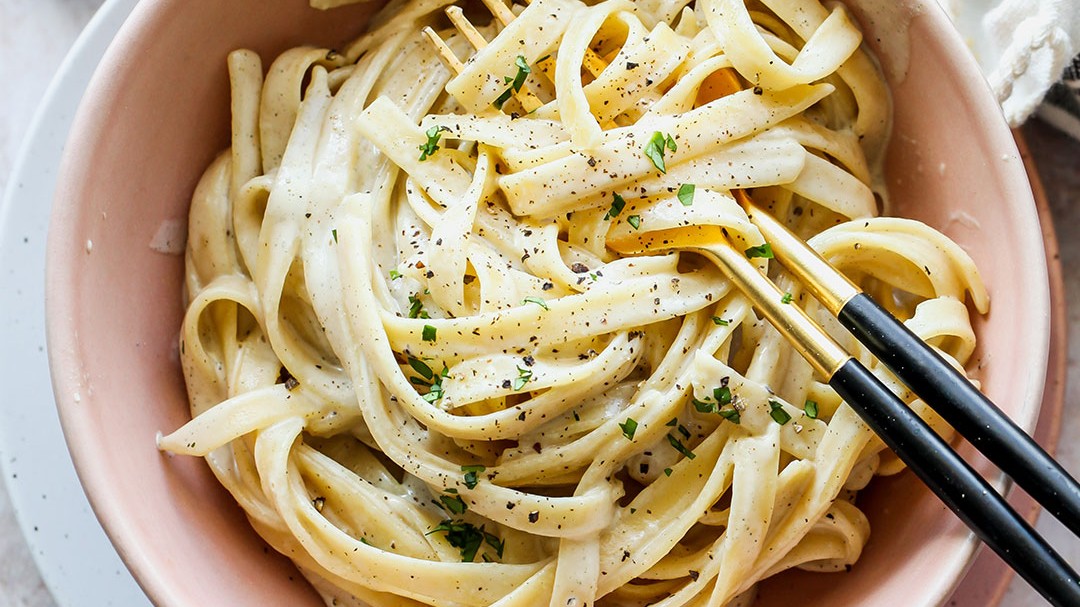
[663,467,673,477]
[644,131,675,173]
[408,294,431,319]
[418,125,447,161]
[781,292,793,304]
[408,357,434,381]
[523,296,549,310]
[462,464,486,490]
[677,183,695,206]
[422,380,444,403]
[512,55,531,89]
[619,417,638,440]
[428,520,484,562]
[484,530,505,558]
[422,324,437,342]
[419,364,451,404]
[493,55,532,109]
[713,386,732,406]
[744,243,774,259]
[439,494,468,515]
[666,434,696,459]
[389,269,402,280]
[692,398,716,414]
[712,317,730,326]
[605,192,627,220]
[513,366,533,391]
[332,228,338,243]
[718,408,741,425]
[804,399,819,419]
[493,87,514,110]
[627,215,642,230]
[769,400,792,425]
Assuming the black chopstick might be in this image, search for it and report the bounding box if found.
[607,219,1080,604]
[828,357,1080,606]
[743,199,1080,537]
[838,293,1080,534]
[688,240,1080,607]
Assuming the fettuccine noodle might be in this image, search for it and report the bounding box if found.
[159,0,988,605]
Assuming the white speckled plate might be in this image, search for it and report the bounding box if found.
[0,0,148,604]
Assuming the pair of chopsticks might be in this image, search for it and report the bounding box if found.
[609,210,1080,605]
[420,4,1080,604]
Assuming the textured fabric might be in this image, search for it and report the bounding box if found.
[1038,55,1080,138]
[938,0,1080,129]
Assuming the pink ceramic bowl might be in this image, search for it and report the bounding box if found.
[46,1,1049,605]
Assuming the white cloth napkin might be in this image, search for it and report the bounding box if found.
[937,0,1080,130]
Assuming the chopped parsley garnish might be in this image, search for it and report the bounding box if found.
[666,434,696,459]
[718,408,741,424]
[627,215,642,230]
[408,294,430,319]
[605,192,627,220]
[331,228,338,243]
[421,364,450,403]
[408,358,449,404]
[644,131,677,173]
[781,292,793,304]
[804,399,819,419]
[619,417,638,440]
[692,385,735,421]
[462,464,485,490]
[663,467,673,477]
[769,400,791,425]
[423,385,444,403]
[483,530,505,558]
[389,269,402,280]
[713,386,732,405]
[744,243,774,259]
[513,366,533,391]
[428,520,484,562]
[677,183,695,206]
[418,125,447,161]
[493,55,532,110]
[493,87,514,110]
[439,494,468,515]
[523,296,549,310]
[692,398,715,414]
[422,324,437,342]
[712,316,730,326]
[409,356,434,380]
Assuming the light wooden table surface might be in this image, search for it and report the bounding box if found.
[0,1,1076,606]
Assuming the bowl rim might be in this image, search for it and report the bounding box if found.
[43,0,1050,605]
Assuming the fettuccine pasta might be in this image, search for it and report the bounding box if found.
[159,0,988,605]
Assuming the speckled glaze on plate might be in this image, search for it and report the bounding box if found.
[43,0,1052,606]
[0,0,147,604]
